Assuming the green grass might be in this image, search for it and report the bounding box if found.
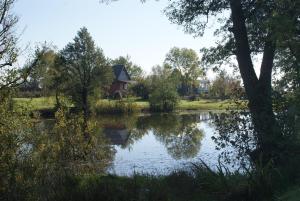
[43,163,250,201]
[13,97,58,110]
[177,99,237,110]
[13,96,241,113]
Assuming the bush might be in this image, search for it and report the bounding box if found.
[130,78,151,100]
[149,84,179,112]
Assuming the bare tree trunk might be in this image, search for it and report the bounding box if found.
[55,90,60,109]
[229,0,282,162]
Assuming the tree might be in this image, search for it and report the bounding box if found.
[111,55,143,79]
[164,47,203,96]
[149,65,179,112]
[0,0,26,95]
[0,0,48,104]
[153,114,204,160]
[164,0,300,159]
[59,27,113,116]
[130,77,151,99]
[20,44,58,97]
[209,70,244,100]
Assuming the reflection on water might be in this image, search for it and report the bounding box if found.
[99,112,223,175]
[34,112,227,175]
[3,108,298,200]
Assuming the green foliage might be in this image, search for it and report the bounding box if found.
[0,99,33,201]
[149,83,179,112]
[209,70,244,100]
[0,102,114,200]
[20,43,58,96]
[12,96,238,115]
[31,161,260,201]
[130,77,151,99]
[37,109,114,173]
[59,27,113,114]
[0,0,22,92]
[164,47,203,96]
[144,65,179,112]
[165,0,299,69]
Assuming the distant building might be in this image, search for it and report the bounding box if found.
[198,79,210,94]
[103,128,130,146]
[109,64,132,99]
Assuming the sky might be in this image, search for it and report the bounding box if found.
[13,0,224,77]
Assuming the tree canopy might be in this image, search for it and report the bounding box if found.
[164,47,203,95]
[59,27,113,115]
[0,0,25,93]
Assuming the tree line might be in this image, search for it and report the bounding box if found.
[19,30,244,113]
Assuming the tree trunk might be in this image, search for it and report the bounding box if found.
[55,90,60,109]
[82,87,88,118]
[229,0,282,162]
[81,87,90,138]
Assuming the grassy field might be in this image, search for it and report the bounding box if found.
[13,97,241,113]
[13,97,58,110]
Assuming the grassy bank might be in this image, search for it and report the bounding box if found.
[31,162,300,201]
[13,97,239,114]
[17,161,249,201]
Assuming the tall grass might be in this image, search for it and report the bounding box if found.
[94,100,140,115]
[47,161,258,201]
[66,159,297,201]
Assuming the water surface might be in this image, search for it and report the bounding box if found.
[101,112,223,175]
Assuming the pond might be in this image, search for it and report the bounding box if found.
[38,111,238,176]
[3,108,297,201]
[100,111,225,175]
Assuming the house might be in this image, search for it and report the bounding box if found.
[197,79,210,94]
[103,128,130,146]
[109,64,132,99]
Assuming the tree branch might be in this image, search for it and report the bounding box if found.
[259,38,276,89]
[229,0,258,99]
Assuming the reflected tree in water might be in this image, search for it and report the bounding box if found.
[101,113,206,160]
[211,110,256,169]
[145,114,204,160]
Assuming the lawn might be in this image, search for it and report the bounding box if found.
[178,99,236,110]
[13,97,241,113]
[13,97,58,110]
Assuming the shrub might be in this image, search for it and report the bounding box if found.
[130,80,151,100]
[149,84,179,112]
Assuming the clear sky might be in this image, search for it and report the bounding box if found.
[13,0,219,76]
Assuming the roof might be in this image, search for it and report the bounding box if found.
[112,64,131,82]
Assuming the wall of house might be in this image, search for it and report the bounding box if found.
[109,81,128,96]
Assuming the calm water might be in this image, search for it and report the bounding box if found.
[38,111,232,176]
[100,112,225,175]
